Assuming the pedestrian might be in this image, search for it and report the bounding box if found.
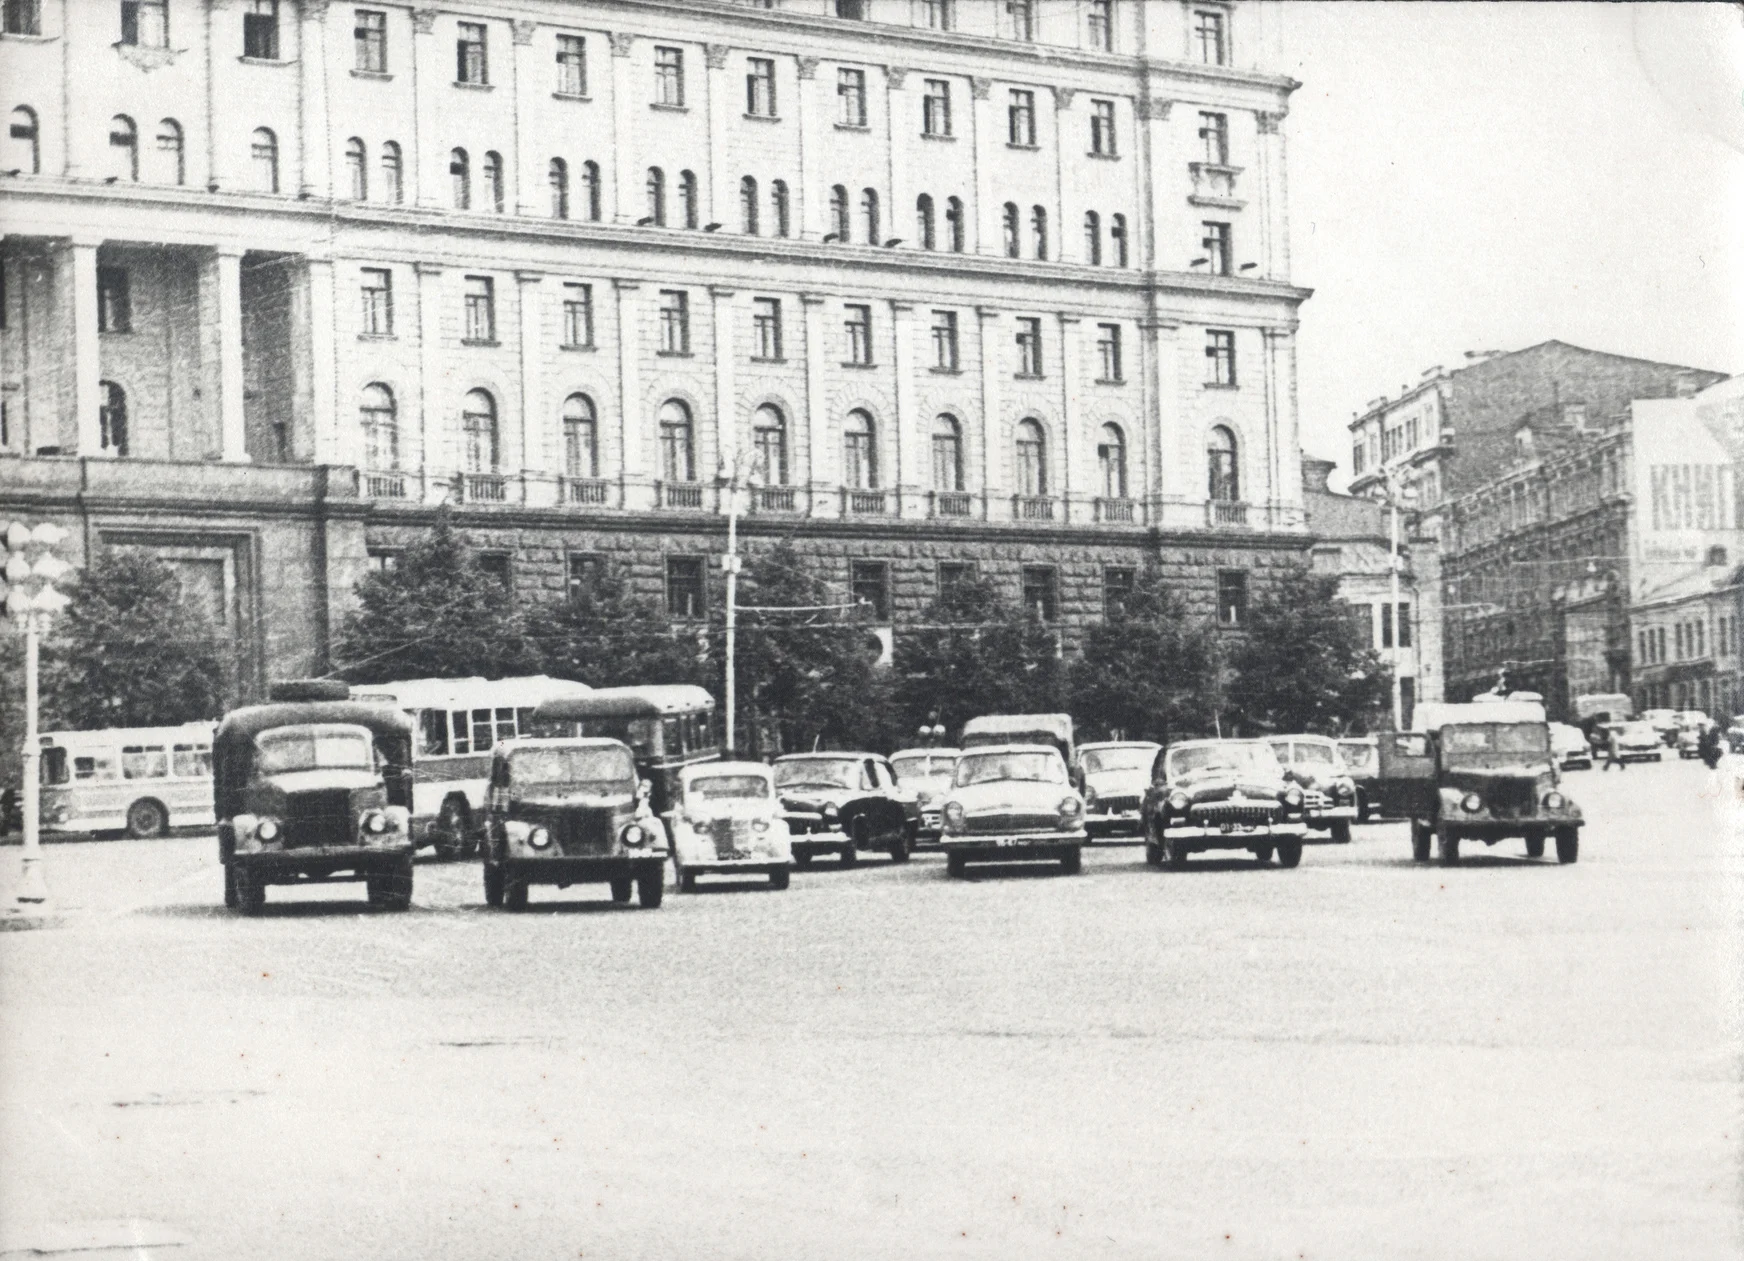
[1698,722,1722,770]
[1602,725,1626,771]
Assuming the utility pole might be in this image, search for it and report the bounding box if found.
[723,477,742,754]
[1389,481,1404,730]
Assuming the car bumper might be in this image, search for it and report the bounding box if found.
[1306,805,1358,825]
[1084,809,1144,835]
[1162,822,1308,850]
[942,832,1084,862]
[500,855,665,885]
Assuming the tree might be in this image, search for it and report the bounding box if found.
[40,548,227,729]
[892,572,1063,739]
[334,512,542,683]
[1224,569,1391,735]
[543,558,712,691]
[1069,569,1221,743]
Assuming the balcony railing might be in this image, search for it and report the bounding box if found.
[844,488,888,515]
[658,481,706,510]
[1187,161,1244,208]
[1208,499,1249,527]
[1013,495,1054,521]
[563,477,611,506]
[752,485,798,512]
[459,472,509,504]
[363,470,408,500]
[932,490,973,519]
[1095,497,1136,523]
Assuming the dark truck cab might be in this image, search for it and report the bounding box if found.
[1376,700,1583,866]
[215,682,416,915]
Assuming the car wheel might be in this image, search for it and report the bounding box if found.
[1330,820,1352,844]
[234,867,266,916]
[1410,820,1432,862]
[483,862,504,907]
[637,869,664,908]
[610,878,633,903]
[794,850,813,868]
[946,852,967,879]
[1144,840,1163,867]
[845,818,867,865]
[223,863,239,909]
[1275,841,1303,869]
[769,867,790,891]
[1059,845,1082,875]
[1253,845,1273,865]
[1437,825,1460,866]
[1524,832,1545,859]
[125,798,169,839]
[679,870,698,893]
[1554,827,1579,864]
[1164,830,1190,870]
[889,827,911,864]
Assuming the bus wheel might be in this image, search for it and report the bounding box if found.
[126,798,168,839]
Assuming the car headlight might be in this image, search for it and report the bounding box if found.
[1282,787,1302,807]
[942,801,966,831]
[255,818,281,841]
[1169,791,1191,812]
[528,826,552,849]
[1333,781,1354,799]
[361,810,389,835]
[752,818,770,833]
[1461,793,1483,813]
[620,823,646,847]
[1543,792,1565,811]
[823,802,839,820]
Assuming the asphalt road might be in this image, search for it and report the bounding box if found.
[1,756,1739,1260]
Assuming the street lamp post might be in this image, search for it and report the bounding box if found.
[4,521,73,913]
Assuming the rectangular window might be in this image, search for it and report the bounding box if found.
[360,267,393,335]
[1202,221,1231,276]
[1194,8,1227,65]
[3,0,41,36]
[1103,566,1135,615]
[477,552,511,589]
[555,33,586,95]
[835,0,866,17]
[844,304,872,365]
[1015,317,1043,377]
[751,297,782,361]
[922,78,951,137]
[654,45,684,106]
[851,561,890,621]
[463,275,495,343]
[1198,111,1229,164]
[1008,89,1036,146]
[1096,323,1122,382]
[120,0,168,47]
[921,0,953,30]
[1007,0,1036,41]
[930,309,959,371]
[666,556,705,618]
[457,20,487,84]
[368,549,399,572]
[566,553,601,606]
[658,289,690,354]
[1398,602,1412,648]
[1217,569,1248,627]
[1086,0,1113,50]
[938,561,975,596]
[354,9,386,72]
[1022,566,1058,622]
[1090,99,1117,155]
[561,282,593,349]
[837,68,867,126]
[1205,329,1236,387]
[97,266,131,333]
[243,0,278,59]
[746,57,776,116]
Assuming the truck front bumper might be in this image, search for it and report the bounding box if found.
[500,855,666,886]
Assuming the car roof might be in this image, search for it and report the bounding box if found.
[1266,733,1336,744]
[889,747,960,759]
[1168,738,1263,750]
[774,750,878,762]
[682,761,772,779]
[1078,740,1161,751]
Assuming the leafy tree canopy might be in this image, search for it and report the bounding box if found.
[543,558,711,691]
[1069,569,1221,744]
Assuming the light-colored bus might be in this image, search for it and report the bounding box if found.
[37,722,217,837]
[348,675,592,857]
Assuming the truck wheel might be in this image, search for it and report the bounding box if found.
[483,863,504,907]
[1164,830,1191,870]
[610,878,633,903]
[234,867,266,916]
[1275,841,1303,869]
[1524,832,1545,859]
[125,798,169,839]
[1330,820,1352,844]
[1059,845,1082,875]
[1554,828,1579,864]
[1438,826,1461,866]
[223,863,239,909]
[946,852,967,879]
[432,799,468,860]
[503,875,528,911]
[637,869,664,908]
[381,857,413,911]
[1252,845,1274,865]
[769,867,790,891]
[1410,820,1432,862]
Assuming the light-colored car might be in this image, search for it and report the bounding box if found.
[1640,709,1680,746]
[1550,723,1592,770]
[1142,739,1309,868]
[1266,735,1359,843]
[888,748,959,842]
[938,744,1086,878]
[669,762,792,892]
[1613,720,1665,762]
[1075,741,1161,838]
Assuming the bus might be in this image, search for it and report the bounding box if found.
[37,722,217,838]
[532,686,720,817]
[348,675,593,857]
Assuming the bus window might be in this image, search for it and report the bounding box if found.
[172,744,212,778]
[471,709,495,753]
[516,707,536,736]
[74,754,117,781]
[663,717,684,756]
[40,748,68,785]
[419,710,450,756]
[450,711,471,755]
[122,746,170,780]
[494,707,518,744]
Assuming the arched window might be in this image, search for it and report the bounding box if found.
[1084,210,1101,265]
[1002,202,1020,258]
[582,159,601,221]
[679,169,698,228]
[771,179,790,238]
[155,118,183,185]
[110,114,139,182]
[450,147,470,209]
[843,409,877,489]
[830,184,850,242]
[861,187,880,244]
[932,414,963,491]
[250,126,277,192]
[461,388,498,472]
[646,166,665,226]
[752,404,787,485]
[548,157,568,218]
[1031,205,1047,260]
[98,380,128,456]
[380,140,403,203]
[1015,418,1047,496]
[8,106,39,175]
[345,137,368,200]
[562,393,598,478]
[740,174,759,235]
[1207,425,1239,502]
[916,193,935,250]
[658,399,694,483]
[946,196,965,252]
[1098,422,1127,499]
[483,150,504,213]
[360,383,398,470]
[1110,213,1128,267]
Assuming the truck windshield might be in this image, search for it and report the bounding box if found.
[687,774,771,802]
[775,759,861,790]
[1080,747,1151,774]
[1441,724,1550,756]
[256,726,375,775]
[955,751,1065,787]
[509,746,635,789]
[1339,743,1376,771]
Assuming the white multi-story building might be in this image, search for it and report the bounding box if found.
[0,0,1310,695]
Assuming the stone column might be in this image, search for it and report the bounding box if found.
[976,306,1002,513]
[705,44,732,228]
[511,20,540,215]
[414,263,445,489]
[796,57,822,239]
[1142,319,1182,522]
[1058,314,1083,520]
[608,32,636,223]
[889,300,917,516]
[62,240,101,455]
[800,293,831,511]
[298,0,332,198]
[710,286,737,492]
[411,8,443,208]
[303,256,338,464]
[1259,326,1279,518]
[516,271,545,497]
[1136,98,1172,270]
[201,248,249,463]
[1256,110,1291,281]
[1266,327,1303,523]
[884,67,908,246]
[614,280,648,505]
[970,78,996,255]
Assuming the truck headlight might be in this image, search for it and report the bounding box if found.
[255,818,281,841]
[620,823,646,847]
[1461,793,1483,813]
[361,810,389,835]
[528,826,552,849]
[1543,792,1565,811]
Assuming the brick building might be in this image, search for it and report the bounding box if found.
[0,0,1311,701]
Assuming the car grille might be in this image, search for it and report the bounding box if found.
[283,789,353,848]
[964,812,1058,835]
[1094,794,1141,814]
[1302,789,1330,811]
[706,818,757,860]
[1189,802,1276,826]
[1485,780,1537,819]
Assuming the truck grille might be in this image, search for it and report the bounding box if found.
[555,808,616,856]
[282,789,353,848]
[1190,802,1276,827]
[1485,779,1537,819]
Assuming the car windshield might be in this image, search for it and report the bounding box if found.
[256,725,375,775]
[1619,723,1656,740]
[687,774,772,802]
[1167,743,1276,777]
[508,746,635,789]
[1080,747,1151,774]
[1339,743,1376,769]
[1441,724,1550,755]
[774,759,861,790]
[955,751,1066,787]
[891,754,956,781]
